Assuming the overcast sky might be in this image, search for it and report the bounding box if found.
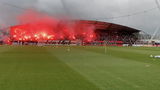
[0,0,160,34]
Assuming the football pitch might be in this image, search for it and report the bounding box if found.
[0,46,160,90]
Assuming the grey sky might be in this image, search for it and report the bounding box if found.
[0,0,160,34]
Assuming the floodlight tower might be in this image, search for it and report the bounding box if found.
[150,0,160,44]
[151,26,160,41]
[60,0,71,17]
[60,0,71,51]
[155,0,160,10]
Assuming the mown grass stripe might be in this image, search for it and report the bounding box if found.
[0,46,99,90]
[48,46,160,90]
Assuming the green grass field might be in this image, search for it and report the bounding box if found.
[0,45,160,90]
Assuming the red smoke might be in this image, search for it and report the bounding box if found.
[10,10,96,42]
